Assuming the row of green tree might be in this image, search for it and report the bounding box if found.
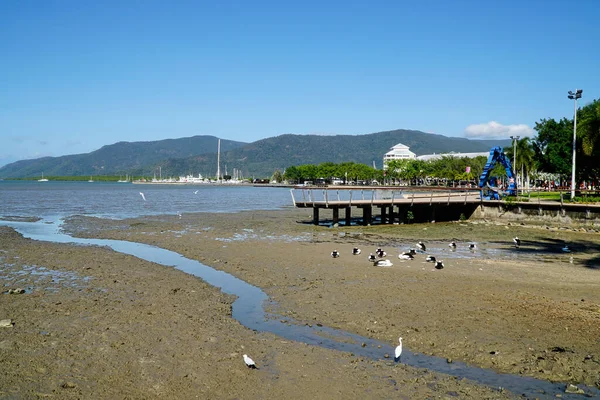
[278,98,600,187]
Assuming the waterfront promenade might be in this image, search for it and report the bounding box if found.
[291,187,600,225]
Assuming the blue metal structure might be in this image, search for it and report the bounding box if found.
[478,147,516,200]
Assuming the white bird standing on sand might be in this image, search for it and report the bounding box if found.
[368,253,376,262]
[434,261,444,269]
[394,337,403,362]
[417,241,426,252]
[426,255,436,262]
[331,250,340,258]
[352,247,362,255]
[513,237,521,248]
[243,354,257,369]
[139,192,146,201]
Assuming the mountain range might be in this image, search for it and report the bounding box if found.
[0,129,511,179]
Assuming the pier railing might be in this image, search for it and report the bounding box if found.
[290,187,481,207]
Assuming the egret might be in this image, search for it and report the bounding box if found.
[139,192,146,201]
[394,337,403,362]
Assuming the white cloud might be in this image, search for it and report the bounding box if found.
[464,121,534,139]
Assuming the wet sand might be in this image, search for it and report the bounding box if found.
[1,208,599,398]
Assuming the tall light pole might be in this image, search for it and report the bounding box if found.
[568,89,583,200]
[510,135,520,189]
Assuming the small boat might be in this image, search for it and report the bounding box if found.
[88,176,94,182]
[38,173,48,182]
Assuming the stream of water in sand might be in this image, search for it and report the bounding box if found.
[2,217,598,400]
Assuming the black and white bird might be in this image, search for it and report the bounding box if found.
[243,354,257,369]
[469,243,477,251]
[376,248,387,258]
[374,259,393,267]
[398,252,414,260]
[331,250,340,258]
[425,255,436,263]
[562,245,571,253]
[367,253,377,262]
[416,241,426,252]
[448,241,457,249]
[139,192,146,201]
[394,337,403,362]
[434,260,444,269]
[513,237,521,248]
[352,247,362,255]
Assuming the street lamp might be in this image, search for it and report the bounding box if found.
[510,135,520,189]
[568,89,583,200]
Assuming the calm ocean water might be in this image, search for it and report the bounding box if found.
[0,181,294,220]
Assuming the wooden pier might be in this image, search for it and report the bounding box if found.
[290,188,600,226]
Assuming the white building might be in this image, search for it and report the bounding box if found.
[383,143,416,168]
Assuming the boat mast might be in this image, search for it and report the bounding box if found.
[216,138,221,181]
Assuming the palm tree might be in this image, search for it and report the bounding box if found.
[506,137,536,189]
[577,99,600,185]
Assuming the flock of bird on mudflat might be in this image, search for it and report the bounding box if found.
[330,236,573,270]
[241,236,575,370]
[330,240,460,270]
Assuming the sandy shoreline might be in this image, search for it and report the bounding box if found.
[2,208,600,398]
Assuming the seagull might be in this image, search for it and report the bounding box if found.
[426,255,436,262]
[243,354,257,369]
[194,190,199,194]
[394,337,403,362]
[331,250,340,258]
[367,253,376,262]
[562,245,571,253]
[373,259,393,267]
[513,237,521,248]
[352,247,362,255]
[398,252,414,260]
[416,241,426,252]
[469,243,477,251]
[434,261,444,269]
[139,192,146,201]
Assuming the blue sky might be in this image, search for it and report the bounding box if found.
[1,0,598,167]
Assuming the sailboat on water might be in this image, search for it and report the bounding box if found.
[88,176,94,182]
[38,173,48,182]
